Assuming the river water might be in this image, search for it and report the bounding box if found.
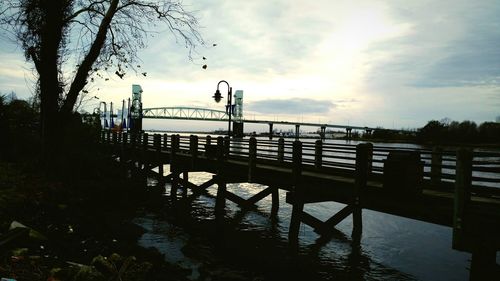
[133,136,500,281]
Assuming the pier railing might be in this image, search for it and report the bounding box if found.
[103,131,500,194]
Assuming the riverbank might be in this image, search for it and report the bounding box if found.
[0,156,193,281]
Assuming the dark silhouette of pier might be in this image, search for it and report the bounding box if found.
[101,131,500,280]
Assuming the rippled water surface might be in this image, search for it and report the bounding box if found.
[134,136,499,280]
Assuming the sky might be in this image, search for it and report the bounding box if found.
[1,0,499,132]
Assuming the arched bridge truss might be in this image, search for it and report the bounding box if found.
[142,107,231,122]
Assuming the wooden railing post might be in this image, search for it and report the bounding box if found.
[431,146,443,186]
[223,136,230,158]
[292,140,302,183]
[353,142,373,242]
[142,133,148,150]
[215,136,226,214]
[112,132,118,145]
[190,135,199,164]
[206,135,212,146]
[277,138,285,163]
[142,133,148,171]
[163,133,168,150]
[170,134,180,198]
[289,140,303,243]
[453,148,472,251]
[121,132,128,165]
[123,132,128,145]
[130,133,136,149]
[248,137,257,182]
[314,140,322,168]
[154,134,163,179]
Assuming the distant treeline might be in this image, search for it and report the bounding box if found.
[416,120,500,144]
[366,119,500,144]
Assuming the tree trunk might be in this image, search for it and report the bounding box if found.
[38,0,66,173]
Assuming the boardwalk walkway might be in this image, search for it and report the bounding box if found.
[101,131,500,279]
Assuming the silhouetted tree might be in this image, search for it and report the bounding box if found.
[0,94,39,161]
[0,0,203,167]
[478,122,500,143]
[417,120,446,143]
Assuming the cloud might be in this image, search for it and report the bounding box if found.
[366,0,500,89]
[246,98,335,114]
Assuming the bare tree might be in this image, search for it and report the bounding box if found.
[0,0,204,162]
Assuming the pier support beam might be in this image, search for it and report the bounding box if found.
[215,176,226,216]
[295,124,300,140]
[287,142,372,243]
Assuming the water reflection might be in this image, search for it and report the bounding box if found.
[130,170,473,281]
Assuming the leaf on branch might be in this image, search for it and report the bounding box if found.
[213,43,217,47]
[203,57,206,60]
[202,65,207,69]
[142,72,147,77]
[115,71,125,79]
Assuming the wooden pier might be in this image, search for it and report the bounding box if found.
[101,131,500,279]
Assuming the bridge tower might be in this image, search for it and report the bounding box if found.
[130,84,143,133]
[233,90,244,137]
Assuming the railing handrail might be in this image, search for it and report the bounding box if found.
[103,131,500,190]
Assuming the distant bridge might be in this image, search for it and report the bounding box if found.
[142,107,230,122]
[141,106,380,138]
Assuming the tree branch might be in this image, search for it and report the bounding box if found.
[61,0,120,115]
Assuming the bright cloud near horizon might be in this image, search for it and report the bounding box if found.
[1,0,499,131]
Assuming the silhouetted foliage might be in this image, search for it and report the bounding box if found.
[417,119,500,144]
[0,94,40,161]
[0,0,204,170]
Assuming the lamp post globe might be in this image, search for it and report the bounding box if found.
[213,80,233,137]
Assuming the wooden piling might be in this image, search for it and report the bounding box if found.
[453,148,472,251]
[215,137,226,214]
[170,134,180,198]
[271,186,279,215]
[289,140,303,242]
[353,143,372,241]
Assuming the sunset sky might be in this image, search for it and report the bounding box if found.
[1,0,499,131]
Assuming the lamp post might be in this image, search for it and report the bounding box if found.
[213,80,233,137]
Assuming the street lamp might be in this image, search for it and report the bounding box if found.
[213,80,233,137]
